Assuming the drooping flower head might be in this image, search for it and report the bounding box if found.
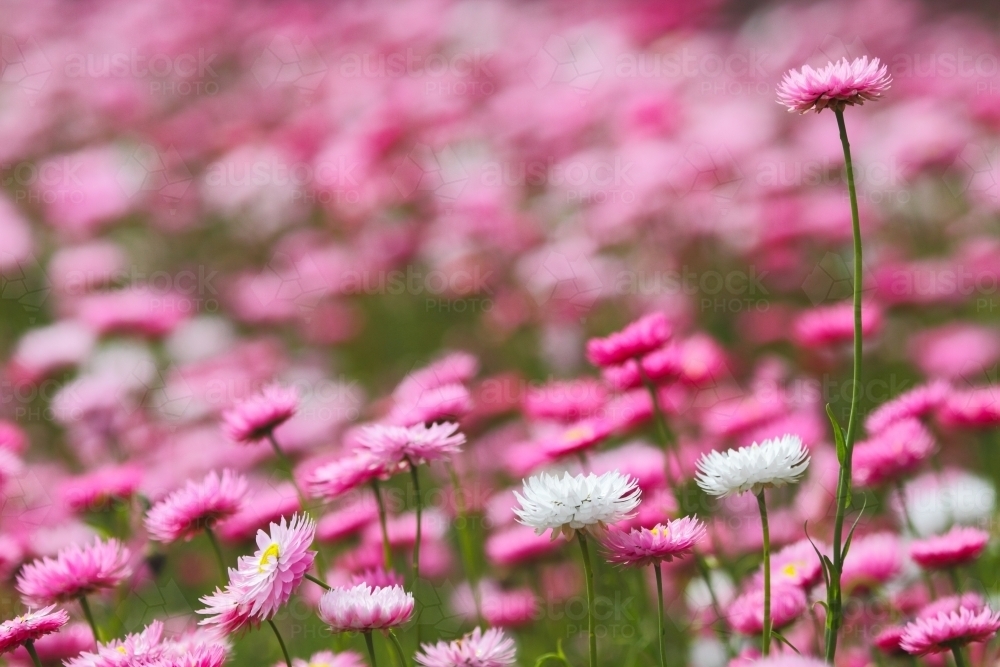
[357,422,465,470]
[222,383,298,443]
[415,627,517,667]
[602,516,706,568]
[513,470,641,539]
[145,469,248,543]
[695,434,810,497]
[900,607,1000,655]
[17,538,132,606]
[317,584,414,632]
[910,526,989,570]
[586,312,671,368]
[777,56,891,114]
[231,513,317,620]
[0,605,68,655]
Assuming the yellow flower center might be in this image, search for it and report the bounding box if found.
[259,543,281,572]
[563,425,593,443]
[650,524,670,539]
[782,562,801,577]
[117,647,127,655]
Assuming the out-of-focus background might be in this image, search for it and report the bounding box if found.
[1,0,1000,664]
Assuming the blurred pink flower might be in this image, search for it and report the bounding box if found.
[586,313,671,368]
[910,526,989,570]
[356,422,465,470]
[524,378,608,422]
[841,532,902,594]
[726,583,807,634]
[308,453,386,501]
[415,627,516,667]
[938,386,1000,428]
[452,581,537,628]
[900,607,1000,655]
[145,469,248,543]
[792,302,882,348]
[388,383,473,426]
[60,464,143,513]
[0,605,69,655]
[852,418,935,487]
[17,538,132,606]
[865,380,950,434]
[222,383,299,444]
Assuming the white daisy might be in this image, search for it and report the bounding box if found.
[695,434,810,497]
[513,470,641,539]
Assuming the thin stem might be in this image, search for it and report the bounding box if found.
[267,432,308,509]
[576,532,597,667]
[371,480,393,571]
[654,563,667,667]
[204,525,228,583]
[949,568,962,593]
[388,630,409,667]
[267,619,293,667]
[364,630,378,667]
[408,460,423,583]
[756,491,772,657]
[78,595,103,644]
[25,640,43,667]
[825,107,864,664]
[305,572,331,590]
[447,462,481,621]
[952,645,968,667]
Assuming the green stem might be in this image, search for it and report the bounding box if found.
[447,462,481,621]
[825,107,864,664]
[408,460,422,583]
[577,532,597,667]
[371,480,393,571]
[949,568,962,593]
[25,640,43,667]
[267,432,308,510]
[204,525,228,583]
[364,630,378,667]
[388,630,409,667]
[654,563,667,667]
[756,491,772,657]
[78,595,103,644]
[305,572,331,590]
[952,645,968,667]
[267,619,292,667]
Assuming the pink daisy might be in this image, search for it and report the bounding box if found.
[349,567,405,590]
[222,383,298,443]
[308,452,386,501]
[841,532,902,594]
[910,526,989,570]
[16,538,132,606]
[145,470,248,543]
[316,495,379,543]
[197,584,257,635]
[938,386,1000,428]
[317,584,414,632]
[275,651,366,667]
[600,345,682,391]
[415,627,516,667]
[873,625,907,655]
[586,313,671,368]
[918,593,986,621]
[8,622,92,664]
[394,352,478,403]
[777,56,891,114]
[900,607,1000,655]
[852,418,935,487]
[865,380,950,434]
[388,383,472,427]
[67,619,228,667]
[452,581,537,628]
[60,464,143,513]
[356,422,465,470]
[602,517,706,568]
[792,302,882,348]
[752,539,825,590]
[484,524,562,567]
[726,583,807,635]
[523,378,607,422]
[541,417,614,459]
[0,606,69,655]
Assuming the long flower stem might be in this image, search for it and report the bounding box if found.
[447,462,481,621]
[388,630,409,667]
[78,595,103,644]
[825,107,864,664]
[364,631,378,667]
[952,646,968,667]
[756,491,772,657]
[267,619,292,667]
[305,572,331,590]
[25,640,43,667]
[408,460,423,583]
[371,480,393,571]
[576,532,598,667]
[654,563,667,667]
[204,525,228,583]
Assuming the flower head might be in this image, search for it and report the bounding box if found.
[277,651,366,667]
[865,380,950,434]
[602,516,706,568]
[17,538,132,606]
[726,584,807,635]
[0,605,68,655]
[841,532,902,594]
[145,470,248,543]
[231,513,317,620]
[317,584,414,632]
[695,434,810,497]
[513,470,641,539]
[415,627,516,667]
[66,620,229,667]
[777,56,891,114]
[308,452,386,500]
[222,383,298,443]
[357,422,465,470]
[60,464,143,513]
[910,526,989,570]
[753,539,825,590]
[586,312,671,368]
[853,418,935,488]
[900,606,1000,655]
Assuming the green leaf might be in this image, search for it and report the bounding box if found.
[826,403,847,464]
[772,630,801,654]
[841,496,869,562]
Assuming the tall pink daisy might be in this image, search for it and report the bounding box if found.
[777,56,891,114]
[16,538,132,606]
[356,422,466,470]
[222,383,298,444]
[602,517,706,568]
[0,606,68,655]
[145,469,248,543]
[900,606,1000,656]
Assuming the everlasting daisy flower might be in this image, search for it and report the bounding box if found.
[8,622,92,664]
[308,452,386,500]
[541,417,614,459]
[695,435,810,498]
[276,650,366,667]
[16,538,132,606]
[910,526,989,570]
[67,619,228,667]
[393,352,478,403]
[197,584,256,635]
[726,584,807,635]
[899,606,1000,656]
[415,627,516,667]
[0,605,68,655]
[865,380,950,434]
[484,524,562,567]
[388,383,472,426]
[777,56,891,114]
[602,517,706,567]
[222,383,298,443]
[841,532,902,594]
[752,539,825,590]
[852,418,935,488]
[938,386,1000,428]
[586,312,671,368]
[791,302,882,348]
[145,469,248,543]
[600,346,681,391]
[524,378,608,422]
[60,464,143,513]
[452,581,537,628]
[357,422,466,470]
[918,593,986,621]
[874,625,907,655]
[513,470,641,540]
[317,584,414,632]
